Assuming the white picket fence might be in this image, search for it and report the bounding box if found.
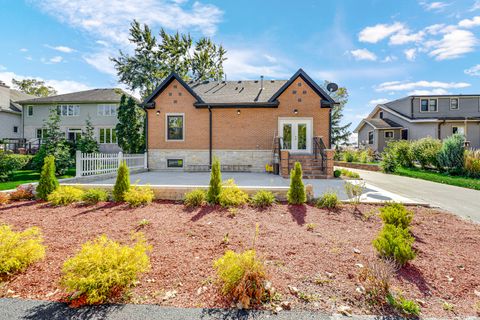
[75,151,147,177]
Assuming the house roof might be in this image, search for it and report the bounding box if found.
[0,89,35,114]
[143,69,337,108]
[354,118,403,132]
[18,88,132,104]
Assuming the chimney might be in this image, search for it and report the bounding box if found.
[0,81,10,109]
[260,75,264,90]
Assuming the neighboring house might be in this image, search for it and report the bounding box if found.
[355,95,480,152]
[142,68,336,178]
[19,88,133,153]
[0,81,35,140]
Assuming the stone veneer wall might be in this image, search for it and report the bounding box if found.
[148,149,271,172]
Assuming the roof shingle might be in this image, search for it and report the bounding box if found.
[18,88,132,104]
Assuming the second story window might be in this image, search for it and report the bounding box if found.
[420,98,437,112]
[379,111,384,119]
[27,105,34,116]
[98,104,117,116]
[57,105,80,116]
[450,98,459,110]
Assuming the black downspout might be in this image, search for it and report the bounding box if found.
[144,109,148,170]
[410,97,414,118]
[209,106,212,168]
[329,108,332,148]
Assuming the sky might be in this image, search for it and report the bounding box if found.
[0,0,479,131]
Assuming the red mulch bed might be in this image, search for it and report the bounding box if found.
[0,201,479,317]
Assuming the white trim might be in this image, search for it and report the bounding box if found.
[384,130,394,139]
[419,98,438,113]
[449,97,459,110]
[368,130,374,145]
[27,105,34,117]
[165,113,185,142]
[278,117,313,153]
[452,125,465,135]
[98,127,117,145]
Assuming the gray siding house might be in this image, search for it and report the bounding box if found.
[0,81,34,140]
[19,89,133,153]
[355,95,480,152]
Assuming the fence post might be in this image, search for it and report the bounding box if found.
[76,150,82,177]
[118,151,123,168]
[144,152,148,169]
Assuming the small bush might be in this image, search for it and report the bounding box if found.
[373,224,416,266]
[9,184,35,201]
[124,186,154,207]
[287,162,306,205]
[219,179,249,207]
[387,293,421,316]
[0,225,46,275]
[36,155,59,200]
[0,152,31,181]
[184,189,206,207]
[359,150,374,164]
[411,137,441,169]
[61,234,151,305]
[392,140,414,168]
[344,181,365,204]
[82,188,109,205]
[379,203,413,229]
[113,161,130,202]
[358,258,395,305]
[465,149,480,178]
[342,150,355,163]
[316,191,340,209]
[213,249,267,308]
[48,186,84,206]
[380,144,399,173]
[306,223,316,231]
[207,157,222,204]
[333,169,341,178]
[340,168,360,178]
[437,133,465,173]
[0,192,9,205]
[250,190,275,208]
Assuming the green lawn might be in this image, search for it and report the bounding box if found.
[0,168,75,191]
[394,167,480,191]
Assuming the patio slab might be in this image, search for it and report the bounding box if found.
[74,171,421,204]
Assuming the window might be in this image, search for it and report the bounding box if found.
[384,131,394,139]
[167,159,184,168]
[67,128,82,142]
[368,131,374,145]
[97,104,117,116]
[452,126,465,135]
[36,128,46,139]
[420,98,437,112]
[379,111,384,119]
[13,126,18,133]
[57,105,80,116]
[99,128,117,144]
[166,114,184,141]
[27,105,33,116]
[401,129,408,140]
[450,98,459,110]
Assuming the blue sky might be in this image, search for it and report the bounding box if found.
[1,0,479,130]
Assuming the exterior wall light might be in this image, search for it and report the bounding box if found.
[156,110,160,116]
[237,109,241,115]
[293,109,298,115]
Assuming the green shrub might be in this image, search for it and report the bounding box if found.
[287,162,306,205]
[437,133,465,173]
[333,169,341,178]
[207,157,222,204]
[411,137,442,169]
[393,140,414,168]
[340,168,360,178]
[344,181,365,204]
[124,186,154,207]
[379,203,413,229]
[380,144,399,173]
[113,161,130,202]
[373,224,416,266]
[250,190,276,208]
[36,155,59,200]
[0,225,46,275]
[9,185,35,201]
[61,234,151,305]
[342,150,357,163]
[219,179,249,207]
[184,189,206,207]
[47,186,84,206]
[464,149,480,178]
[387,293,421,316]
[0,151,31,181]
[82,188,109,205]
[316,191,340,209]
[213,249,267,308]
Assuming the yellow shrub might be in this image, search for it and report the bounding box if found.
[184,189,206,207]
[82,188,109,205]
[123,186,154,207]
[0,192,9,205]
[213,249,267,308]
[47,186,84,206]
[61,233,151,304]
[219,179,249,207]
[0,225,46,275]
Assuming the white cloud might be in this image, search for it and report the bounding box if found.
[465,64,480,76]
[314,66,408,82]
[375,80,470,92]
[458,16,480,28]
[222,49,291,79]
[369,98,389,106]
[263,54,277,63]
[19,48,28,52]
[46,45,76,53]
[382,55,397,63]
[420,1,450,11]
[83,50,117,76]
[409,88,450,95]
[389,30,425,45]
[49,56,63,63]
[358,22,405,43]
[471,0,480,11]
[349,48,377,61]
[0,70,90,94]
[404,48,417,61]
[426,29,477,60]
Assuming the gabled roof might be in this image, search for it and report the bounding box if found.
[354,117,404,133]
[18,88,132,104]
[0,89,35,114]
[143,73,204,106]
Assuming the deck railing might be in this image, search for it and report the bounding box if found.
[75,151,147,177]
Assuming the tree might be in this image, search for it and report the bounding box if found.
[287,162,306,205]
[111,20,227,98]
[206,157,222,204]
[116,95,145,153]
[322,82,351,147]
[12,78,57,97]
[77,117,99,153]
[36,155,59,200]
[113,161,130,202]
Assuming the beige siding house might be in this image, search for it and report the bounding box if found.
[0,81,34,140]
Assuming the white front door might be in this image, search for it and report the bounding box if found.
[278,118,313,153]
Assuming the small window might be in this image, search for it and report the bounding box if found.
[67,128,82,142]
[173,85,177,89]
[420,99,429,112]
[379,111,384,119]
[97,104,117,116]
[298,98,302,102]
[166,114,184,141]
[429,99,437,111]
[384,131,394,139]
[292,90,297,94]
[167,159,183,168]
[450,98,459,110]
[36,128,46,139]
[13,126,18,133]
[401,129,408,140]
[168,92,172,96]
[420,99,437,112]
[178,92,182,96]
[302,90,307,94]
[99,128,117,144]
[452,126,465,135]
[173,100,177,104]
[57,105,80,116]
[27,105,34,116]
[368,131,374,145]
[297,82,302,87]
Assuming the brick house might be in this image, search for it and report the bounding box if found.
[143,69,336,178]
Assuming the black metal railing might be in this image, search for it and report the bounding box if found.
[313,136,326,170]
[1,138,41,154]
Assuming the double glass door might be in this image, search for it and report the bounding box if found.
[278,119,312,153]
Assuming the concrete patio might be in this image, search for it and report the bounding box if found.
[75,171,421,204]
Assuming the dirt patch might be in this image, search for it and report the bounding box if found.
[0,201,479,317]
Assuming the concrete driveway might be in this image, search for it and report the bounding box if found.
[339,167,480,223]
